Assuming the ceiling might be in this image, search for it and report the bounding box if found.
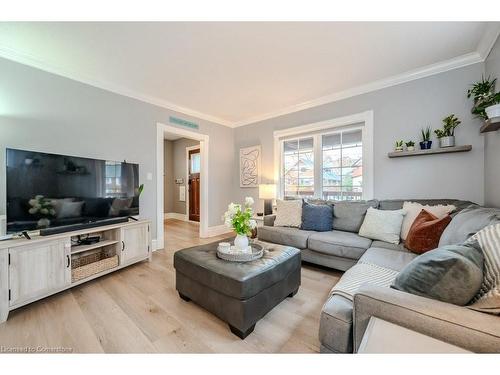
[0,22,498,127]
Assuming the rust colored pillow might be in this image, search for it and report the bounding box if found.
[405,209,452,254]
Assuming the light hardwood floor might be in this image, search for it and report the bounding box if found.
[0,219,342,353]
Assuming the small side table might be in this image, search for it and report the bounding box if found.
[358,317,471,353]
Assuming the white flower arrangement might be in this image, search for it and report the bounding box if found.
[28,195,56,217]
[222,197,257,235]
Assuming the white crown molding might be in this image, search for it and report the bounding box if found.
[0,45,233,128]
[232,51,484,127]
[2,24,498,130]
[477,23,500,60]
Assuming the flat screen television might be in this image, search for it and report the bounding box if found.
[6,148,140,234]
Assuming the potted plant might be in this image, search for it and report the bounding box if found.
[405,141,415,152]
[420,127,432,150]
[467,76,500,120]
[223,197,257,252]
[394,140,404,152]
[434,114,461,148]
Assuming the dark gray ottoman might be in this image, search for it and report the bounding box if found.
[174,239,301,339]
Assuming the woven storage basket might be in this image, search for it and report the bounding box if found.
[72,254,119,282]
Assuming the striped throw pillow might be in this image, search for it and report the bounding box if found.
[467,223,500,314]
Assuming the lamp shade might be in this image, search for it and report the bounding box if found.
[259,184,276,199]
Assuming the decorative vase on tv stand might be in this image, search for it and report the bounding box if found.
[223,197,257,253]
[28,195,56,229]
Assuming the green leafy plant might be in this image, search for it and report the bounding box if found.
[223,197,257,236]
[421,127,432,142]
[434,114,461,138]
[137,183,144,196]
[395,140,403,148]
[467,76,500,119]
[405,141,415,147]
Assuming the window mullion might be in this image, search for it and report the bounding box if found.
[313,134,322,199]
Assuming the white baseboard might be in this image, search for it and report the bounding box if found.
[164,212,188,221]
[152,239,160,251]
[202,224,233,238]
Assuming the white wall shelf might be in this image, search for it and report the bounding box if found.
[388,145,472,158]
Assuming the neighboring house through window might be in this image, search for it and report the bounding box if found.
[275,111,373,201]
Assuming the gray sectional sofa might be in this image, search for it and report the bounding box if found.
[258,198,500,353]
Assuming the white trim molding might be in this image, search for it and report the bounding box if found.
[0,45,232,127]
[157,123,209,250]
[152,239,159,251]
[1,30,497,130]
[274,110,374,200]
[233,53,483,127]
[477,23,500,60]
[164,212,188,221]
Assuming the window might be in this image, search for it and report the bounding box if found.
[280,128,364,201]
[283,137,314,197]
[322,129,362,201]
[190,152,201,174]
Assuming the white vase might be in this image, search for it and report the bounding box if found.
[234,234,249,252]
[37,218,50,228]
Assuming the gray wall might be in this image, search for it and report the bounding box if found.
[484,35,500,207]
[233,63,486,208]
[163,140,174,213]
[0,57,234,241]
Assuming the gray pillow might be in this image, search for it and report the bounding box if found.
[439,205,500,246]
[332,199,378,233]
[391,240,484,306]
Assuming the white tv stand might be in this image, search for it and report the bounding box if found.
[0,219,152,323]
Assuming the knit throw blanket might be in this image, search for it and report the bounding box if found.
[330,261,399,301]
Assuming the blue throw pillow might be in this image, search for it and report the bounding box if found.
[301,201,333,231]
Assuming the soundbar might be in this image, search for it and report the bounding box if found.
[40,217,129,236]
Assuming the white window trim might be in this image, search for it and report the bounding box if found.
[273,110,374,200]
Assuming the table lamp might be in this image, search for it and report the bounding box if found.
[259,184,276,215]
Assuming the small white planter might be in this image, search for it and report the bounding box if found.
[485,104,500,119]
[395,146,403,152]
[439,136,455,148]
[406,146,415,152]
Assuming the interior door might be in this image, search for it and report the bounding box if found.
[188,148,201,222]
[9,239,71,306]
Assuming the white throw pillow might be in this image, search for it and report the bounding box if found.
[274,199,302,228]
[359,207,405,244]
[400,201,456,240]
[57,201,84,219]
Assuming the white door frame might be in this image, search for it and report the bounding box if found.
[156,123,209,249]
[185,145,201,223]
